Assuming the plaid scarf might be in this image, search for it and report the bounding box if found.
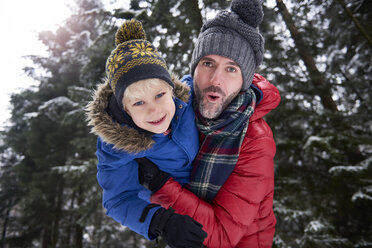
[188,88,256,202]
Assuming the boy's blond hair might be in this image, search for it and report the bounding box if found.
[123,78,174,109]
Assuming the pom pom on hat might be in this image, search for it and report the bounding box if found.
[115,19,147,46]
[231,0,263,28]
[190,0,265,90]
[106,19,173,109]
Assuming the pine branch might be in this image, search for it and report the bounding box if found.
[336,0,372,49]
[275,0,339,112]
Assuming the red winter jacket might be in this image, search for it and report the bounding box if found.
[151,74,280,248]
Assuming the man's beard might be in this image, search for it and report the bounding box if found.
[194,82,240,119]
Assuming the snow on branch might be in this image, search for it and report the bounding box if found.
[329,156,371,175]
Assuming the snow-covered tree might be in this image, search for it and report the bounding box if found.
[1,0,370,247]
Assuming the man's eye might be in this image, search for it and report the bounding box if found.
[156,92,165,99]
[227,67,237,72]
[203,61,213,67]
[133,101,144,106]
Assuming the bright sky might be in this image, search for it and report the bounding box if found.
[0,0,131,131]
[0,0,77,130]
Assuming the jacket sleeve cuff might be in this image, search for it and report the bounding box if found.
[151,178,182,208]
[143,205,163,240]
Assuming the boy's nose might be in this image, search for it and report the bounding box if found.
[147,105,157,114]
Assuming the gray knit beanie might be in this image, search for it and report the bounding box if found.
[190,0,265,90]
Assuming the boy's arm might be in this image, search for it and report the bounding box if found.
[96,144,161,239]
[96,138,207,245]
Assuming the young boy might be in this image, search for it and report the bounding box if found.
[86,19,206,247]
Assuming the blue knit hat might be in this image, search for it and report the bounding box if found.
[106,19,173,108]
[190,0,265,90]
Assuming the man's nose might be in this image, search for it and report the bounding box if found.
[210,69,223,86]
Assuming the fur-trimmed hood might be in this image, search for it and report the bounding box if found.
[86,74,191,154]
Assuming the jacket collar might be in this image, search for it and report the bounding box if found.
[249,73,280,122]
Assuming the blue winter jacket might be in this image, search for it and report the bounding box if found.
[87,75,199,239]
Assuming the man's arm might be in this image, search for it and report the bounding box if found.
[140,130,276,247]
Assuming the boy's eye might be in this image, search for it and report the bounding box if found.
[133,101,144,106]
[156,92,165,99]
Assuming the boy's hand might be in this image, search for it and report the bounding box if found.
[136,157,170,192]
[150,207,207,248]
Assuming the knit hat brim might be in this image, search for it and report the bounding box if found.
[115,63,174,108]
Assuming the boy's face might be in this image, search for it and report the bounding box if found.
[123,79,175,134]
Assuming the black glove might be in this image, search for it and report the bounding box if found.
[150,207,207,248]
[136,157,170,192]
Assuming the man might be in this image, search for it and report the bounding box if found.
[137,0,280,247]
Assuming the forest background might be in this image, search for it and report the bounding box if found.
[0,0,371,247]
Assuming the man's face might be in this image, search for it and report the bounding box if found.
[194,55,243,119]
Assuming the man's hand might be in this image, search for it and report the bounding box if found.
[136,157,170,192]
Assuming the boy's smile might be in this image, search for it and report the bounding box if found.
[123,79,175,134]
[147,115,166,126]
